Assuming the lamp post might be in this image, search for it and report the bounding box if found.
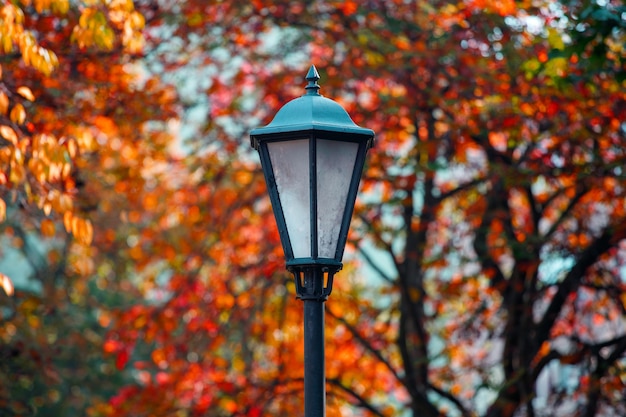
[250,65,374,417]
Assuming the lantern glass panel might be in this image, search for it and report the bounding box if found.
[316,139,358,258]
[267,139,311,258]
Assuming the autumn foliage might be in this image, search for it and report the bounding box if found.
[1,1,625,417]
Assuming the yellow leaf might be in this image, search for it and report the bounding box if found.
[0,272,14,296]
[547,28,564,50]
[22,44,32,66]
[13,4,25,24]
[10,103,26,124]
[545,57,568,78]
[17,86,35,101]
[52,0,69,14]
[34,0,49,13]
[130,11,144,29]
[2,35,13,54]
[99,28,115,50]
[0,125,18,145]
[27,315,41,329]
[232,356,246,372]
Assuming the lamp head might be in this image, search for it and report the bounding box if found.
[250,65,374,289]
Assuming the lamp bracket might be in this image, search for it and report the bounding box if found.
[289,263,340,301]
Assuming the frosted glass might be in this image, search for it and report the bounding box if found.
[316,139,358,258]
[268,140,311,258]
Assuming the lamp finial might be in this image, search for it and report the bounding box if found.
[305,65,320,95]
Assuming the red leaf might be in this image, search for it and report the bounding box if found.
[116,350,129,370]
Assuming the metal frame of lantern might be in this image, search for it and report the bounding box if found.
[253,131,371,301]
[250,65,374,300]
[250,65,374,417]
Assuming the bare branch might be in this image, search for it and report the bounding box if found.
[535,226,625,355]
[582,335,626,417]
[428,383,473,417]
[357,245,396,284]
[436,176,486,202]
[524,185,541,235]
[356,211,400,272]
[542,185,588,240]
[326,307,402,385]
[327,377,386,417]
[472,179,507,290]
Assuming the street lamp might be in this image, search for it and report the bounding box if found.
[250,65,374,417]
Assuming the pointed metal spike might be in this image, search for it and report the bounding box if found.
[304,65,321,95]
[306,65,320,82]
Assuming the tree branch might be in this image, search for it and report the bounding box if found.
[357,245,396,284]
[582,335,626,417]
[436,176,486,202]
[524,185,541,236]
[542,185,587,240]
[535,226,625,357]
[428,383,472,417]
[472,179,507,290]
[327,377,386,417]
[356,211,400,272]
[326,307,402,385]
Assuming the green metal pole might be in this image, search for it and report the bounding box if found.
[302,268,326,417]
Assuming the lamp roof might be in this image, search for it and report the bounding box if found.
[250,65,374,146]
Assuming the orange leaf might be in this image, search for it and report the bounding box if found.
[488,131,507,151]
[339,0,358,16]
[63,211,73,232]
[83,219,94,245]
[0,272,13,296]
[17,86,35,101]
[103,339,120,354]
[71,217,94,245]
[10,103,26,124]
[0,125,18,144]
[592,313,605,326]
[41,218,56,237]
[151,348,167,367]
[532,341,551,366]
[0,92,8,115]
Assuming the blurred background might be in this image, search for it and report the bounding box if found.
[0,1,624,416]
